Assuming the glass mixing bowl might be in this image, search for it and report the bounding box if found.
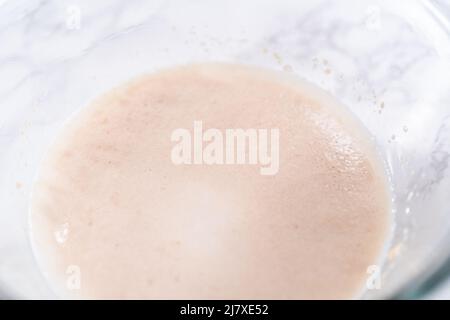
[1,0,450,299]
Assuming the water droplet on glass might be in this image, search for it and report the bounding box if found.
[283,64,293,72]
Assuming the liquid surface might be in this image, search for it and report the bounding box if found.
[30,64,391,299]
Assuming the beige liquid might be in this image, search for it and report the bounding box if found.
[30,64,391,299]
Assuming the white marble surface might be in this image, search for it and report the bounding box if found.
[1,0,450,299]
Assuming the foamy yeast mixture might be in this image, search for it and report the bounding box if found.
[30,64,391,299]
